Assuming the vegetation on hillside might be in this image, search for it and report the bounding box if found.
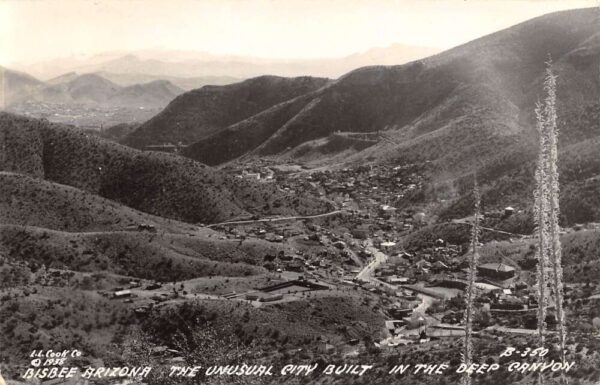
[0,113,331,225]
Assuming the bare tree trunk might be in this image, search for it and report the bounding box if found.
[462,177,481,385]
[533,58,568,385]
[543,59,568,383]
[534,100,550,385]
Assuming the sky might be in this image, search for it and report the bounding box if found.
[1,0,599,66]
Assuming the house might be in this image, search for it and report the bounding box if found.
[386,276,411,285]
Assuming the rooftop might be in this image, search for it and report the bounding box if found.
[479,263,515,272]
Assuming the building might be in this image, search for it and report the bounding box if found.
[386,276,411,285]
[242,171,261,180]
[478,263,516,280]
[259,294,284,302]
[389,308,413,319]
[112,289,132,299]
[504,207,515,217]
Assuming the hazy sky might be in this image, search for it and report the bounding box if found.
[1,0,598,66]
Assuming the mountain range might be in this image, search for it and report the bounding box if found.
[1,70,184,109]
[120,7,600,224]
[12,44,440,81]
[1,42,441,128]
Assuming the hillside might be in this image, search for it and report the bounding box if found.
[0,172,191,233]
[0,225,282,281]
[123,75,329,148]
[0,113,331,224]
[179,8,598,168]
[438,102,600,225]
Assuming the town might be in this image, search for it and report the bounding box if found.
[64,159,599,363]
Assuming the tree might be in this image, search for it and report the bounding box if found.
[123,317,268,385]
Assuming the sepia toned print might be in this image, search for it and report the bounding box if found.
[0,1,599,384]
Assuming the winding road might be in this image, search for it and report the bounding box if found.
[207,210,343,228]
[355,241,395,289]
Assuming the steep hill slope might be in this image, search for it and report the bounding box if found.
[122,75,329,148]
[0,113,330,224]
[179,8,599,171]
